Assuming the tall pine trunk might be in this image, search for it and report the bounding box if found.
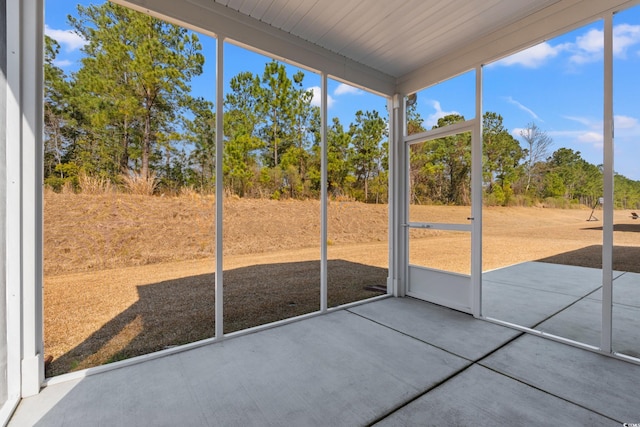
[142,111,151,179]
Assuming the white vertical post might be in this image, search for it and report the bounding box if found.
[391,94,406,297]
[471,66,483,318]
[20,0,44,397]
[5,0,26,405]
[320,72,328,312]
[601,14,614,353]
[386,96,394,295]
[0,0,9,413]
[215,36,225,339]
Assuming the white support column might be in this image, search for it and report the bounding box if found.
[215,36,225,339]
[0,0,8,414]
[20,0,44,398]
[601,14,614,354]
[471,66,483,318]
[4,0,25,410]
[320,72,328,312]
[389,94,406,297]
[386,97,394,295]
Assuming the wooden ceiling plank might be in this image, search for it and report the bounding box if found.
[271,0,312,30]
[395,0,554,69]
[329,2,404,55]
[291,0,353,42]
[224,0,244,9]
[365,1,500,65]
[260,0,295,25]
[280,0,321,33]
[247,0,276,20]
[238,0,256,15]
[352,0,456,64]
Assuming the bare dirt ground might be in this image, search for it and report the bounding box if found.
[44,192,640,376]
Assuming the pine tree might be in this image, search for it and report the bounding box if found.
[69,3,204,180]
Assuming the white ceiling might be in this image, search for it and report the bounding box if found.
[213,0,560,78]
[115,0,640,94]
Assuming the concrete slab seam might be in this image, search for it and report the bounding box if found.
[477,363,621,424]
[530,286,603,330]
[345,309,476,363]
[365,364,475,426]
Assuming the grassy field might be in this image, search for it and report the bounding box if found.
[44,192,640,376]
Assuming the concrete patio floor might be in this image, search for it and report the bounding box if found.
[9,262,640,426]
[483,261,640,357]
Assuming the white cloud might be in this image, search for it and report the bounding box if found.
[308,86,335,108]
[511,127,526,139]
[544,116,605,149]
[493,42,564,68]
[504,96,540,120]
[45,25,87,52]
[53,59,73,68]
[563,116,593,127]
[548,115,640,148]
[515,116,606,150]
[569,28,603,64]
[613,24,640,58]
[494,23,640,68]
[425,100,459,128]
[518,114,640,177]
[334,83,363,96]
[614,115,640,141]
[577,131,603,144]
[615,115,639,129]
[546,129,603,146]
[568,24,640,64]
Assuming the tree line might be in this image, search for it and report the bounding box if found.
[407,108,640,209]
[44,3,640,209]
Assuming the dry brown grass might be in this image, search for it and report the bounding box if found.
[44,194,640,376]
[121,172,158,195]
[77,172,113,194]
[44,193,388,275]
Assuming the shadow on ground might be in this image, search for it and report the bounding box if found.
[582,223,640,233]
[537,245,640,273]
[46,260,387,377]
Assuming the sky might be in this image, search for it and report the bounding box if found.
[46,2,640,180]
